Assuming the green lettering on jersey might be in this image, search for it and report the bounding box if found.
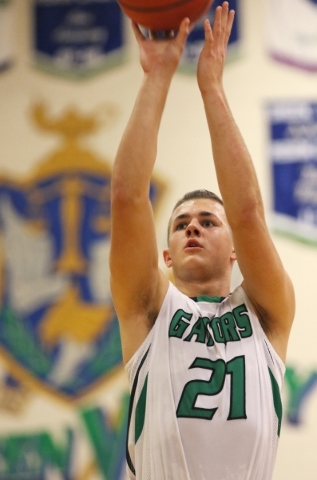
[176,356,246,421]
[169,309,192,338]
[210,317,225,344]
[220,312,240,343]
[227,356,247,419]
[177,358,226,420]
[206,324,215,347]
[233,304,253,338]
[184,317,210,343]
[168,303,253,346]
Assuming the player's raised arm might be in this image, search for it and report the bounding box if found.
[110,19,190,363]
[197,3,294,362]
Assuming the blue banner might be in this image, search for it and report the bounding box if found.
[0,0,15,73]
[33,0,126,80]
[267,101,317,245]
[180,0,241,73]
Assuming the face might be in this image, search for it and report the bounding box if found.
[163,198,236,282]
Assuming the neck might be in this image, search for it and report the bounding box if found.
[173,275,232,299]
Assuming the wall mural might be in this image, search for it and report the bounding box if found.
[0,103,165,479]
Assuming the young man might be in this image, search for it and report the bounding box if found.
[110,3,295,479]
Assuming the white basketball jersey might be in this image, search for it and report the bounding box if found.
[125,283,285,480]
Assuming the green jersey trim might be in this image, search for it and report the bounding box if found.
[135,373,149,443]
[191,295,226,303]
[268,367,283,437]
[126,345,151,476]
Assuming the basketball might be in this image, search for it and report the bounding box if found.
[117,0,213,31]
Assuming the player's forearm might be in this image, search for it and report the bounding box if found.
[202,87,264,228]
[112,72,172,200]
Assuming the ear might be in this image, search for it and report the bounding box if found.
[163,249,173,268]
[230,246,237,262]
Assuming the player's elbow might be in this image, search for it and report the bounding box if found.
[111,180,128,204]
[228,199,265,231]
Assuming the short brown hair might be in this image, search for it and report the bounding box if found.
[167,189,223,243]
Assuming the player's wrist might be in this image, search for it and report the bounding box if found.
[142,68,174,92]
[200,83,227,103]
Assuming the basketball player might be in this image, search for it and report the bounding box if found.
[110,3,295,479]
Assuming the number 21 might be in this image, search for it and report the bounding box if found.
[176,356,247,420]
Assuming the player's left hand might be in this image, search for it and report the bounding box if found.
[197,2,235,95]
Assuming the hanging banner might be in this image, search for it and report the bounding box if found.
[0,0,15,73]
[266,0,317,72]
[33,0,126,80]
[180,0,241,73]
[267,101,317,246]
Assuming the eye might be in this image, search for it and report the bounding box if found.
[176,222,187,230]
[202,220,213,227]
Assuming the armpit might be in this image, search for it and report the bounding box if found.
[252,300,278,336]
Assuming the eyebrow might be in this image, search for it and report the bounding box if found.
[173,211,220,222]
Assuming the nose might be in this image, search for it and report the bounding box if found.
[186,220,201,237]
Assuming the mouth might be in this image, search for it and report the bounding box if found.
[185,240,202,249]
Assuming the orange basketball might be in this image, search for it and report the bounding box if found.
[117,0,213,30]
